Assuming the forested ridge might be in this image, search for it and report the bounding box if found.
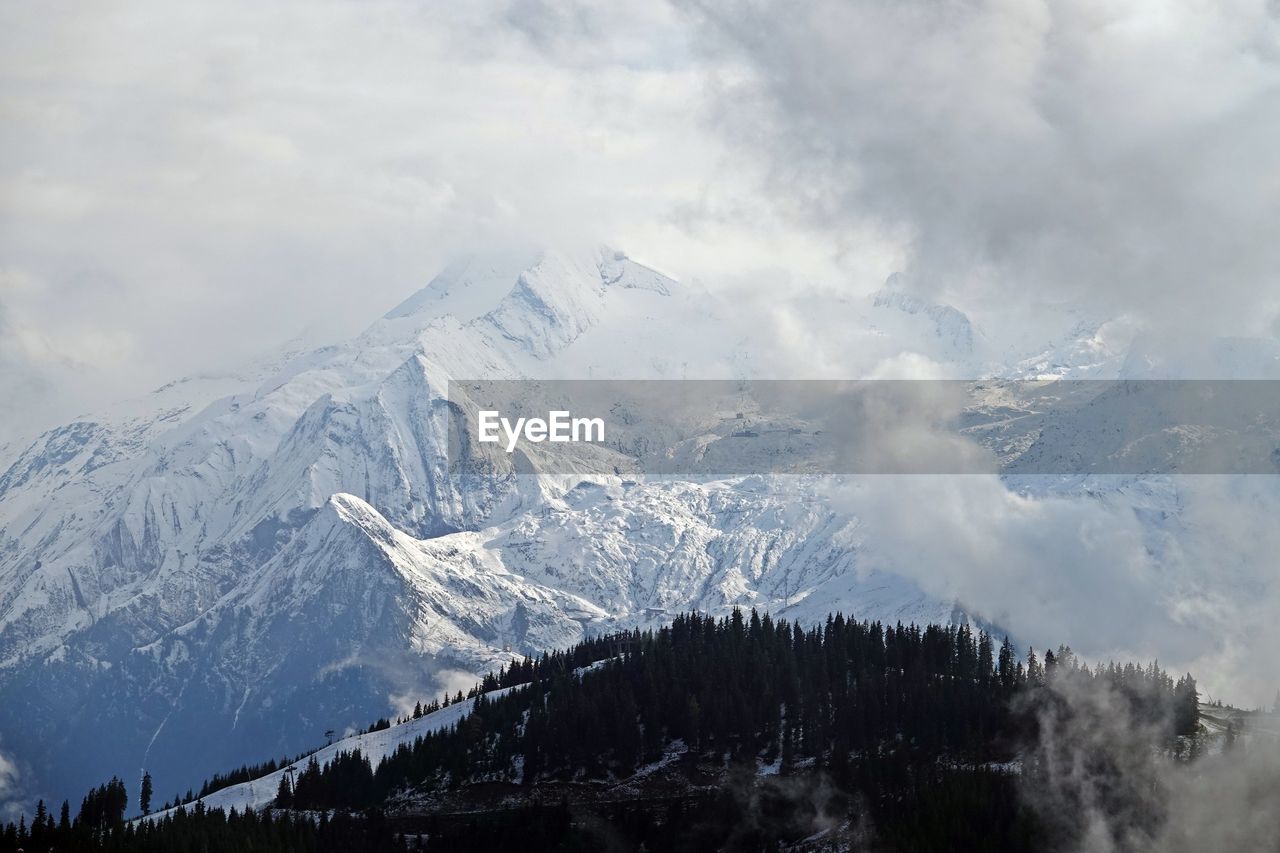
[2,611,1204,852]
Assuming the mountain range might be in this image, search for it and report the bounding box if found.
[1,245,1275,812]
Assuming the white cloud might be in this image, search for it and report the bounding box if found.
[0,0,847,441]
[0,743,27,823]
[825,473,1280,707]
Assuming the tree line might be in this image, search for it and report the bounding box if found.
[280,611,1198,813]
[1,610,1202,852]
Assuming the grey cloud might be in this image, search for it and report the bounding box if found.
[680,0,1280,352]
[673,0,1280,717]
[504,0,599,51]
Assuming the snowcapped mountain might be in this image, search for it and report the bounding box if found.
[1,245,1274,813]
[0,247,950,810]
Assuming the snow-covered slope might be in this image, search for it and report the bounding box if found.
[141,685,520,821]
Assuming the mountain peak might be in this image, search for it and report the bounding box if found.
[382,246,672,328]
[327,490,383,524]
[383,249,542,323]
[873,274,976,355]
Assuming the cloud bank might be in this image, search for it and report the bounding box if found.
[682,0,1280,349]
[825,473,1280,708]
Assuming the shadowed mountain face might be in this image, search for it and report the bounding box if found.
[0,246,1269,811]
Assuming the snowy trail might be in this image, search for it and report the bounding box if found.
[139,686,517,822]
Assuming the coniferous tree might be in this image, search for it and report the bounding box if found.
[1174,673,1200,737]
[3,610,1212,853]
[275,772,294,808]
[998,637,1017,691]
[139,770,153,815]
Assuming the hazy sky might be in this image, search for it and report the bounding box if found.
[5,1,1280,442]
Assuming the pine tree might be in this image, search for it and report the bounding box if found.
[1026,648,1042,685]
[31,800,46,849]
[140,769,153,815]
[275,772,294,808]
[998,637,1016,690]
[1174,673,1200,737]
[978,631,995,687]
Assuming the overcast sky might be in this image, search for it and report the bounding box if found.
[5,1,1280,441]
[0,0,851,440]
